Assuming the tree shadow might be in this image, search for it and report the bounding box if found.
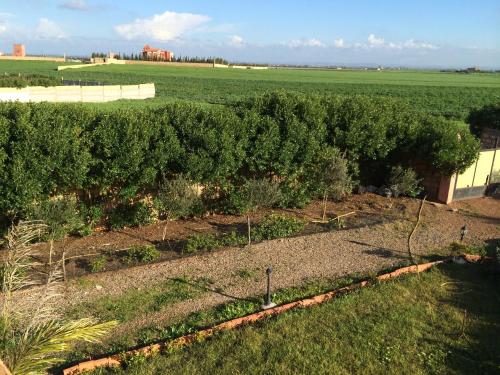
[168,276,258,303]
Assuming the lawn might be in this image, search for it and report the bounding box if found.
[90,263,499,375]
[1,60,499,118]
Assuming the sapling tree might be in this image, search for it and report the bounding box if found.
[155,175,201,241]
[236,178,282,245]
[312,147,352,220]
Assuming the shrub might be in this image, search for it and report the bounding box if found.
[388,166,423,198]
[229,178,282,215]
[89,255,107,273]
[0,74,60,88]
[26,197,85,240]
[109,202,153,229]
[328,218,347,230]
[467,103,500,135]
[310,147,352,219]
[184,231,247,254]
[80,204,104,227]
[253,214,305,241]
[219,231,248,247]
[155,175,201,219]
[185,234,220,254]
[122,245,160,264]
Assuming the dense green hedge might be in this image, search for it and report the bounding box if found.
[467,102,500,136]
[0,74,60,88]
[0,91,480,218]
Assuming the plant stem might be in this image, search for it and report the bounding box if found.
[322,190,328,221]
[247,215,251,246]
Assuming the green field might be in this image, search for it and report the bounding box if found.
[90,264,499,375]
[1,60,499,119]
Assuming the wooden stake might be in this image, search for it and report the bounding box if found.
[322,190,328,221]
[247,215,251,246]
[49,239,54,266]
[162,223,168,242]
[62,250,67,283]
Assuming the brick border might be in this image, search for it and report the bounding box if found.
[62,255,488,375]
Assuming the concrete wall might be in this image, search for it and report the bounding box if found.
[0,83,155,103]
[0,55,66,62]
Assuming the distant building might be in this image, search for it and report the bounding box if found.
[13,44,26,57]
[142,45,174,61]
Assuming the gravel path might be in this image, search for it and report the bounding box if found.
[12,198,500,342]
[59,199,498,334]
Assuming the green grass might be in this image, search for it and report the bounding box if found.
[1,60,499,119]
[68,278,200,322]
[89,263,499,375]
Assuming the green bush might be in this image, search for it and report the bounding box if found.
[155,175,201,219]
[467,103,500,135]
[184,231,247,254]
[228,178,282,214]
[0,93,481,223]
[253,214,305,241]
[0,74,60,88]
[122,245,160,264]
[109,202,153,230]
[89,255,107,273]
[26,197,85,240]
[388,166,423,198]
[185,234,220,254]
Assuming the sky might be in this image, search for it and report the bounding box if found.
[0,0,499,68]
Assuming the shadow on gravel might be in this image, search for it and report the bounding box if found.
[170,277,258,303]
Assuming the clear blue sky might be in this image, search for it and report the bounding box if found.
[0,0,499,67]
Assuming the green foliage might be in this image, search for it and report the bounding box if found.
[253,214,305,241]
[467,102,500,135]
[0,73,60,88]
[311,147,352,200]
[184,231,247,254]
[155,175,201,219]
[328,218,347,230]
[89,256,107,273]
[448,242,488,257]
[122,245,160,265]
[0,92,482,225]
[228,178,282,214]
[388,166,423,198]
[414,118,481,176]
[109,202,153,230]
[26,197,85,240]
[184,234,221,254]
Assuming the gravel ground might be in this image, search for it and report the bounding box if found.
[72,199,500,334]
[11,197,500,342]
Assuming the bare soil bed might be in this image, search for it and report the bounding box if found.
[31,194,498,280]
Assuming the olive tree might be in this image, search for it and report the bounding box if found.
[311,147,352,220]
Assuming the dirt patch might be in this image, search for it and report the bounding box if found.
[29,193,475,278]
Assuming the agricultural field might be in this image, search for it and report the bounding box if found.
[0,60,499,119]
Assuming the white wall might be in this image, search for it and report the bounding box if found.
[0,83,155,103]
